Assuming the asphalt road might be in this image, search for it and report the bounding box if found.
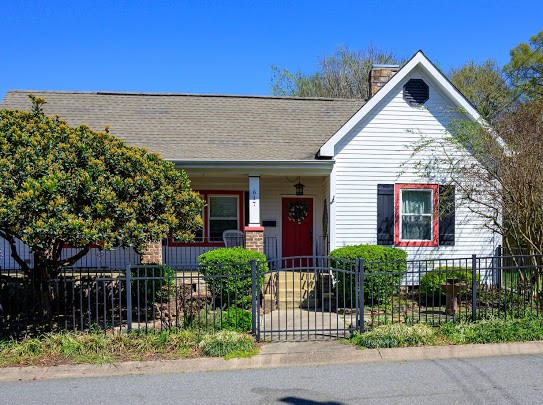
[2,354,543,405]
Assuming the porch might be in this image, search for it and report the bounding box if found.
[181,161,334,263]
[0,163,333,271]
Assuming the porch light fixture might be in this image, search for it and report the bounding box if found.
[294,179,305,196]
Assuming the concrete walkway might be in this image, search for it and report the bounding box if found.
[259,309,354,340]
[2,340,543,382]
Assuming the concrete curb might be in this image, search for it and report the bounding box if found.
[2,340,543,382]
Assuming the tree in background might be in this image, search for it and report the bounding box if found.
[271,45,405,99]
[449,60,513,122]
[0,95,204,315]
[270,31,542,117]
[411,99,543,306]
[505,29,543,101]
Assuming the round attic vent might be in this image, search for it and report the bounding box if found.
[403,79,429,106]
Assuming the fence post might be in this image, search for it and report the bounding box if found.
[358,258,365,334]
[250,260,258,339]
[495,245,502,287]
[125,264,132,332]
[471,254,477,322]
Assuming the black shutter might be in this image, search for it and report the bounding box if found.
[244,191,249,227]
[439,185,455,246]
[377,184,394,245]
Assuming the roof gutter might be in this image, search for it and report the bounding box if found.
[168,159,335,176]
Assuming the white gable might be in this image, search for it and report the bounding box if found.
[326,53,500,259]
[319,51,483,157]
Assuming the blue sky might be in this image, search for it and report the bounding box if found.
[1,1,542,99]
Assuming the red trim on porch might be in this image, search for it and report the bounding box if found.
[244,226,264,232]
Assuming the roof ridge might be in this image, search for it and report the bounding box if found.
[5,90,365,102]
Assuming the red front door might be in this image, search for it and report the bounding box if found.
[282,197,313,258]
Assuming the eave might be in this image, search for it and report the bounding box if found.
[169,159,335,176]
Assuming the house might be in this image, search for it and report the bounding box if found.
[0,51,500,268]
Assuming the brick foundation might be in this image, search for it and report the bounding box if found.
[141,241,163,264]
[244,226,264,254]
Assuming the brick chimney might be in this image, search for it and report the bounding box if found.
[368,64,400,98]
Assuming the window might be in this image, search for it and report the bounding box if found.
[394,184,438,247]
[377,184,455,247]
[167,190,244,246]
[208,195,239,241]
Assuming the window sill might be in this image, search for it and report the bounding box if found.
[395,240,438,247]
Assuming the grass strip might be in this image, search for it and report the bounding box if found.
[351,316,543,349]
[0,329,258,367]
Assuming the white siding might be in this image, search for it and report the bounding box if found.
[0,237,140,270]
[332,67,500,260]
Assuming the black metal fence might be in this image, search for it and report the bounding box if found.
[1,252,541,340]
[358,254,541,329]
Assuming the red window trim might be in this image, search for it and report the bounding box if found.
[167,190,245,247]
[394,184,438,247]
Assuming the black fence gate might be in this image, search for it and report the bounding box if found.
[255,256,362,341]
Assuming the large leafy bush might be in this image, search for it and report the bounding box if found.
[131,265,176,305]
[0,95,204,280]
[418,266,479,300]
[329,245,407,305]
[220,307,252,332]
[198,247,267,308]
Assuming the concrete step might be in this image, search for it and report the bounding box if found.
[262,293,275,302]
[275,301,303,309]
[264,271,322,309]
[275,271,317,281]
[276,293,308,302]
[276,281,316,291]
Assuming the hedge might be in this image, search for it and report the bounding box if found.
[329,245,407,305]
[198,247,267,308]
[131,265,176,305]
[418,266,479,301]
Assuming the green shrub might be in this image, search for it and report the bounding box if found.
[183,306,252,332]
[198,330,258,357]
[220,307,252,332]
[418,267,479,300]
[351,323,437,349]
[131,265,176,305]
[329,245,407,305]
[198,247,267,308]
[438,316,543,344]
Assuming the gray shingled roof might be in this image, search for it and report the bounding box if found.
[0,91,363,161]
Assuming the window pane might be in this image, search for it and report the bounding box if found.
[402,215,432,240]
[210,219,239,241]
[210,196,238,218]
[402,190,432,214]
